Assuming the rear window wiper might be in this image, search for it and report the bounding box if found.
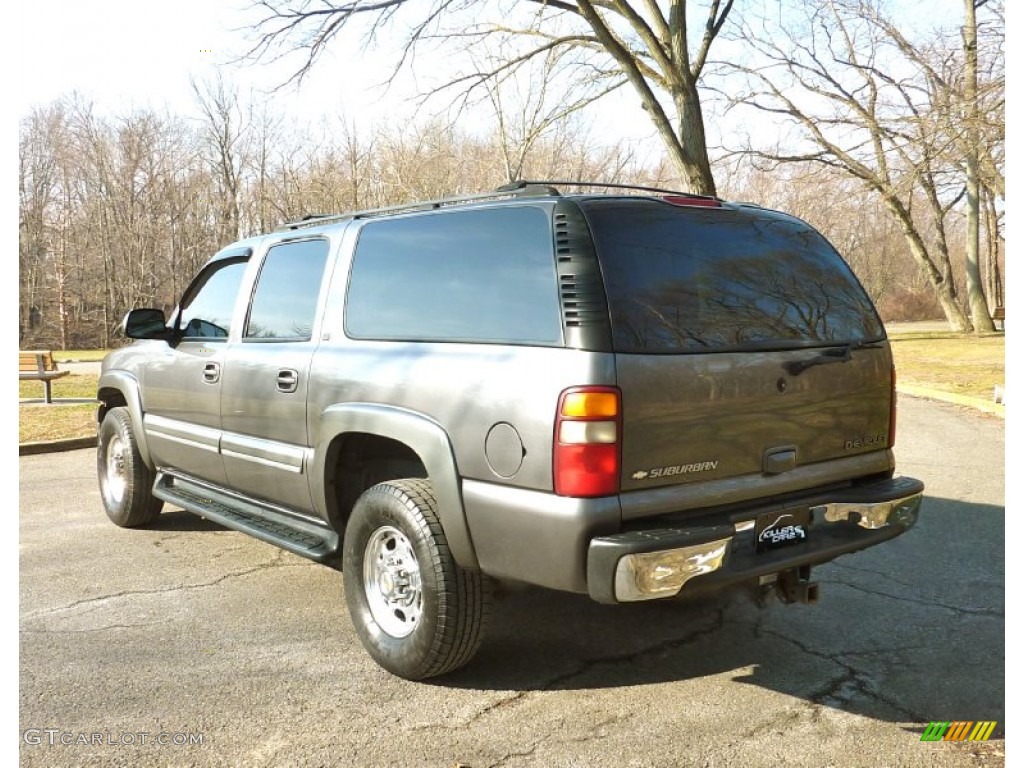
[783,340,883,376]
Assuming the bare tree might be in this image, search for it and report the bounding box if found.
[721,0,1007,332]
[19,107,61,344]
[244,0,733,194]
[192,75,250,242]
[859,0,1003,329]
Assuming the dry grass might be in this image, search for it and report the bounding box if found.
[19,374,98,443]
[19,373,97,401]
[19,404,97,443]
[889,332,1005,401]
[52,349,113,362]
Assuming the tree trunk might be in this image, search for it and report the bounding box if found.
[673,80,716,196]
[983,188,1002,311]
[882,195,970,331]
[963,0,995,332]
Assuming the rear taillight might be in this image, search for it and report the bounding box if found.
[888,364,897,448]
[554,386,621,497]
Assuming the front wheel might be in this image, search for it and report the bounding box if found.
[97,407,163,527]
[342,479,491,680]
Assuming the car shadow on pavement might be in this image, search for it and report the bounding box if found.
[145,509,229,533]
[439,496,1004,730]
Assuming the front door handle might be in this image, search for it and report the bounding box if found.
[277,369,298,393]
[203,362,220,384]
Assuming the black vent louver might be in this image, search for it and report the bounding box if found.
[553,201,613,351]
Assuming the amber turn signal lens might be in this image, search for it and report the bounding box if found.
[561,392,619,418]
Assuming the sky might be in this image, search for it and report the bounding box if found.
[9,0,995,165]
[10,0,668,148]
[14,0,421,124]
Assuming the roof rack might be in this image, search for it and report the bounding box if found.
[276,180,715,231]
[497,179,720,201]
[275,185,557,231]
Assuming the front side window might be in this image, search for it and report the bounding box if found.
[582,199,885,353]
[178,257,249,340]
[245,239,330,341]
[345,206,562,345]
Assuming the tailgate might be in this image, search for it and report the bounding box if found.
[616,346,892,491]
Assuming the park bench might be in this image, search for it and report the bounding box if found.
[992,306,1005,331]
[19,350,69,404]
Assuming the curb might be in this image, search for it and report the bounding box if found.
[896,384,1005,419]
[19,436,98,456]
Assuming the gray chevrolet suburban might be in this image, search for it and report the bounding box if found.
[97,181,923,679]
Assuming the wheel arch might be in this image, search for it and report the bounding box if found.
[97,371,153,469]
[312,403,478,569]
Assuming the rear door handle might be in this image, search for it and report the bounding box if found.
[203,362,220,384]
[277,369,298,393]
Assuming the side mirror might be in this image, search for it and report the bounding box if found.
[122,308,169,340]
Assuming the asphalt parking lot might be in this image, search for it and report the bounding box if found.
[18,395,1005,767]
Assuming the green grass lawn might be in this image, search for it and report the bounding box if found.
[18,335,1005,443]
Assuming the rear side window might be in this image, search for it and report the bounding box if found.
[245,239,330,341]
[582,199,884,353]
[345,207,562,345]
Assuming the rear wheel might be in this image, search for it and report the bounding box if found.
[97,407,163,527]
[343,479,491,680]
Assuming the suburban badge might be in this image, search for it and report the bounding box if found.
[632,461,719,481]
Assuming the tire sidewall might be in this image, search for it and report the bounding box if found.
[97,408,154,527]
[343,486,443,679]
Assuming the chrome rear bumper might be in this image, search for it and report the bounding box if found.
[588,476,923,603]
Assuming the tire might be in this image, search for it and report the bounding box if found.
[342,479,491,680]
[97,407,163,527]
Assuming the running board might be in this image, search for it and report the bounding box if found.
[153,471,339,562]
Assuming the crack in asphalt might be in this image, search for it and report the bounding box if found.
[537,606,727,692]
[415,608,726,743]
[487,741,540,768]
[820,579,1004,619]
[20,552,311,622]
[754,621,928,723]
[482,714,627,768]
[442,608,726,744]
[21,619,172,634]
[408,691,528,733]
[826,561,918,589]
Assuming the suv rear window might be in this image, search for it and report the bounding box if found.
[582,199,884,354]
